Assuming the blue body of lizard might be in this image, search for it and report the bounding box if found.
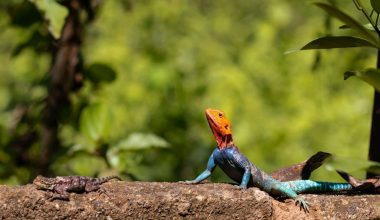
[186,108,353,211]
[189,146,352,195]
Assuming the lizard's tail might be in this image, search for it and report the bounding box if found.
[282,180,352,193]
[99,175,122,183]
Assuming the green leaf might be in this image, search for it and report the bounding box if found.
[286,36,377,54]
[371,0,380,14]
[106,133,170,173]
[10,1,42,27]
[29,0,68,39]
[69,155,108,176]
[85,63,117,84]
[339,24,375,32]
[115,133,170,150]
[314,2,380,48]
[51,153,108,176]
[12,30,50,57]
[79,103,112,143]
[344,68,380,91]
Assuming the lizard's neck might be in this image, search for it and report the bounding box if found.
[212,129,234,149]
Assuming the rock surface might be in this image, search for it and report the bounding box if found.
[0,181,379,219]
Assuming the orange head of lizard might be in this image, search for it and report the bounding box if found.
[205,108,234,148]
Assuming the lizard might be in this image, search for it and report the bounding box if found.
[185,108,353,212]
[33,175,121,200]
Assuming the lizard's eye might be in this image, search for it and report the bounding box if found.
[218,112,223,118]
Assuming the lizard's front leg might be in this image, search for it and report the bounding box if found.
[235,166,251,189]
[50,185,70,201]
[184,153,216,184]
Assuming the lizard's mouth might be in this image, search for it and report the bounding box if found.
[34,183,52,190]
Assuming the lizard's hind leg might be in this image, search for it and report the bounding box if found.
[85,181,110,198]
[271,182,311,212]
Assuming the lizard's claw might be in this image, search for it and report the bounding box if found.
[295,196,311,213]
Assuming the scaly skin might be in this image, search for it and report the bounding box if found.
[185,108,352,212]
[33,175,121,200]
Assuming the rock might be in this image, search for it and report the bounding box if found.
[0,182,379,219]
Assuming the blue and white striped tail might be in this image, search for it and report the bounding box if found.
[282,180,352,193]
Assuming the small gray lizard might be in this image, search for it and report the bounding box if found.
[33,175,121,200]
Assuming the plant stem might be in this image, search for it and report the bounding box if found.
[353,0,380,177]
[367,49,380,178]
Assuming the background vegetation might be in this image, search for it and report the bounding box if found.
[0,0,376,184]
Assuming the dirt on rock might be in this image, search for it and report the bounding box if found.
[0,181,379,219]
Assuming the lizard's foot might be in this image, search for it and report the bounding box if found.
[48,193,70,201]
[295,196,311,213]
[98,188,110,198]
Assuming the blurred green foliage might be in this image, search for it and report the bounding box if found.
[0,0,376,184]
